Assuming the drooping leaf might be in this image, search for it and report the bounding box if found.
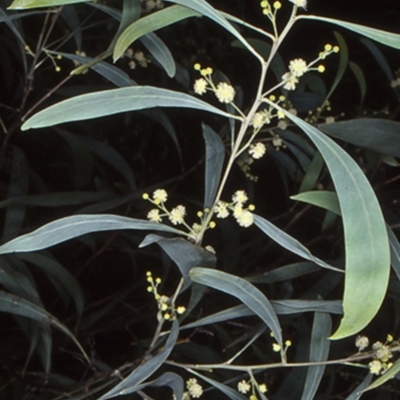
[21,86,239,130]
[17,253,84,318]
[319,119,400,159]
[253,214,341,273]
[190,267,283,345]
[291,191,341,216]
[117,372,184,399]
[140,234,216,290]
[98,320,179,399]
[348,61,366,110]
[301,312,332,400]
[299,152,324,193]
[140,32,176,78]
[182,300,342,330]
[280,109,390,340]
[0,214,184,254]
[0,290,89,362]
[9,0,90,8]
[298,15,400,50]
[202,124,225,210]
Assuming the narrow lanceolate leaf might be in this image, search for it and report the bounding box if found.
[301,312,332,400]
[0,215,184,254]
[21,86,239,130]
[319,119,400,159]
[120,372,184,399]
[140,234,216,291]
[190,267,282,345]
[202,124,225,209]
[8,0,90,8]
[0,290,89,362]
[281,109,390,339]
[99,321,179,399]
[113,5,200,61]
[298,15,400,50]
[253,214,342,273]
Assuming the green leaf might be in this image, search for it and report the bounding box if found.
[299,152,324,193]
[140,32,176,78]
[319,119,400,159]
[253,214,341,273]
[190,267,283,346]
[299,15,400,50]
[98,321,179,399]
[21,86,239,130]
[118,372,184,399]
[181,300,342,330]
[348,61,367,111]
[202,124,225,210]
[291,191,341,216]
[113,5,198,62]
[0,214,184,254]
[301,312,332,400]
[140,235,216,291]
[8,0,90,8]
[282,111,390,339]
[0,290,89,362]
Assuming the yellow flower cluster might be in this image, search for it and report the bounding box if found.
[146,271,186,321]
[280,44,339,91]
[193,63,236,104]
[186,378,203,398]
[237,378,268,398]
[355,334,397,376]
[214,190,255,228]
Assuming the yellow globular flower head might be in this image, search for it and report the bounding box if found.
[289,0,307,9]
[282,72,299,91]
[237,380,251,394]
[260,0,269,7]
[142,193,149,200]
[152,188,168,204]
[232,190,248,205]
[235,209,254,228]
[209,221,216,229]
[269,94,276,101]
[273,1,282,9]
[187,378,203,398]
[194,78,208,95]
[250,395,258,400]
[215,82,236,103]
[272,343,281,352]
[387,334,394,342]
[289,58,308,77]
[355,335,369,351]
[249,142,267,159]
[333,45,340,53]
[258,383,268,393]
[324,44,333,52]
[194,63,201,71]
[147,209,162,223]
[214,201,229,219]
[369,360,382,375]
[317,65,325,73]
[169,205,186,225]
[177,306,186,314]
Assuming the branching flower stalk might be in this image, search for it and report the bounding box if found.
[194,4,299,246]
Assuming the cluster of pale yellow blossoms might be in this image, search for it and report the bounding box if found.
[281,44,339,91]
[143,189,218,241]
[193,63,236,104]
[214,190,255,228]
[237,379,268,399]
[355,334,397,375]
[173,378,203,399]
[124,48,151,69]
[146,271,186,321]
